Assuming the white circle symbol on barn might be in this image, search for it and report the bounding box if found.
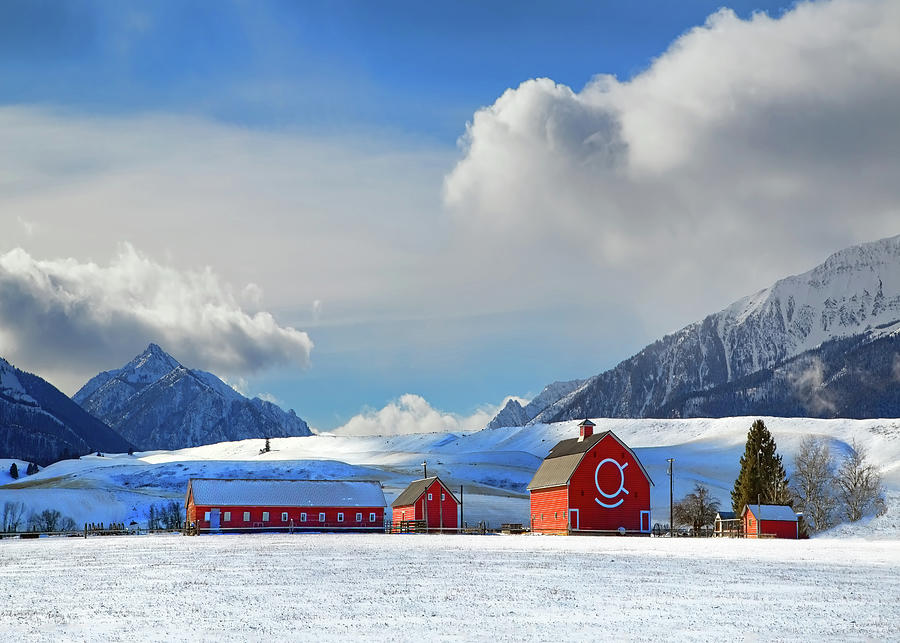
[595,458,629,508]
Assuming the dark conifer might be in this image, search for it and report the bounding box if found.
[8,463,18,479]
[731,419,792,515]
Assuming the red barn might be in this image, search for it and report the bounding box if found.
[528,420,653,535]
[742,504,799,539]
[184,478,387,533]
[391,476,460,532]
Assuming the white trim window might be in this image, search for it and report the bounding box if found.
[441,493,445,501]
[281,512,288,522]
[243,511,250,522]
[262,511,270,522]
[223,512,231,522]
[337,512,344,522]
[318,512,325,522]
[356,512,362,522]
[204,511,210,521]
[427,493,432,501]
[300,512,307,522]
[369,512,376,522]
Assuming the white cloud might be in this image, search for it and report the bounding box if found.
[0,244,312,393]
[444,0,900,325]
[329,394,500,436]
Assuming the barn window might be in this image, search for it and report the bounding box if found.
[338,512,344,522]
[262,512,270,522]
[356,512,362,522]
[541,514,544,520]
[555,512,558,519]
[319,512,325,522]
[441,493,445,501]
[369,513,376,522]
[243,511,250,522]
[428,493,432,501]
[301,512,307,522]
[223,512,231,522]
[281,512,288,522]
[204,512,210,521]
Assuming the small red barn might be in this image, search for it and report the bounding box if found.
[184,478,387,533]
[742,504,799,539]
[528,420,653,535]
[391,476,460,532]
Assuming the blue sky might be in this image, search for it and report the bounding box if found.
[2,1,898,432]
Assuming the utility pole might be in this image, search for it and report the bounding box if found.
[460,485,464,531]
[667,458,674,537]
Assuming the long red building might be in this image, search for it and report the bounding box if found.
[528,420,653,535]
[185,478,387,533]
[391,476,459,532]
[742,504,799,539]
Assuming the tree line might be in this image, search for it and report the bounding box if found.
[672,419,885,534]
[1,502,78,533]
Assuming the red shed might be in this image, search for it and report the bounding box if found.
[528,420,653,535]
[742,504,799,539]
[391,476,459,532]
[184,478,387,533]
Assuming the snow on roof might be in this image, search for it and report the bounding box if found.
[187,478,386,508]
[743,504,799,522]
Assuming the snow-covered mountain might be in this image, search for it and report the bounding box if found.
[0,357,132,464]
[74,344,312,450]
[486,379,584,429]
[492,234,900,426]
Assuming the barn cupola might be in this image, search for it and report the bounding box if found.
[577,419,595,442]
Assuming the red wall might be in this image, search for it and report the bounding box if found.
[567,435,651,533]
[392,480,459,530]
[189,503,384,531]
[744,511,797,539]
[530,485,569,534]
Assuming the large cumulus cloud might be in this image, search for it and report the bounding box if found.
[444,0,900,319]
[329,394,515,436]
[0,244,312,392]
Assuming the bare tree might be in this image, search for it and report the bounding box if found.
[673,483,721,534]
[791,435,838,532]
[2,501,27,532]
[28,509,62,532]
[836,440,885,522]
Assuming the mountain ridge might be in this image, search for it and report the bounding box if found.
[74,344,312,450]
[491,234,900,426]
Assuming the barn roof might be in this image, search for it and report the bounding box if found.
[742,504,798,522]
[716,511,737,520]
[391,476,459,508]
[527,430,654,491]
[186,478,386,508]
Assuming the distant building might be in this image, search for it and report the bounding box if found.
[527,420,653,535]
[184,478,386,533]
[391,476,460,532]
[742,504,799,539]
[714,510,741,537]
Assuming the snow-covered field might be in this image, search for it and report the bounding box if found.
[2,416,899,531]
[1,532,897,641]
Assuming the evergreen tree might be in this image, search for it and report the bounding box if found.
[731,419,791,515]
[8,463,18,480]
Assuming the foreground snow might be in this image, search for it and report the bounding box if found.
[0,533,897,641]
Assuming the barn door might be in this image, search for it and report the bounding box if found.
[210,508,221,532]
[640,510,650,533]
[569,509,579,530]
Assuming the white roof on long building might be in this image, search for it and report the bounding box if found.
[187,478,386,508]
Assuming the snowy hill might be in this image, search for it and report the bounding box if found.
[497,234,900,426]
[0,357,133,465]
[73,344,311,451]
[1,416,897,536]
